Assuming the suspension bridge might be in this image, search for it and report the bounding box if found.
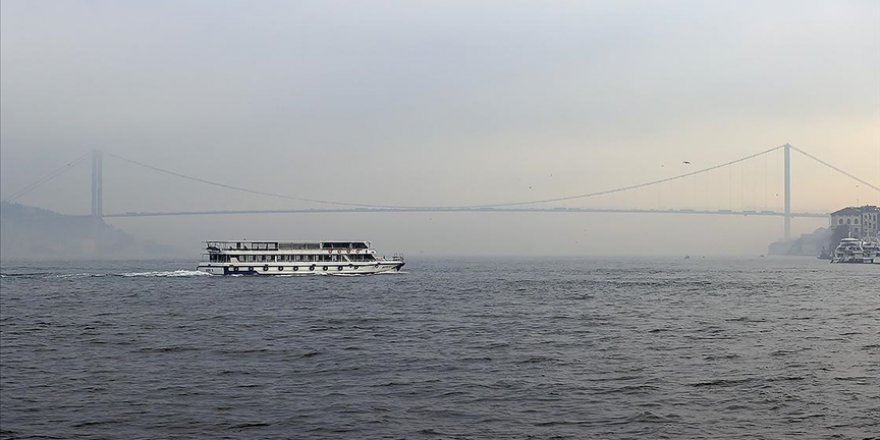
[3,144,878,241]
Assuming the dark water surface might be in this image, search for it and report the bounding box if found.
[1,257,878,439]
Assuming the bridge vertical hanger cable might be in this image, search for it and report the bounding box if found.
[2,152,91,202]
[740,161,744,210]
[775,149,780,210]
[763,154,767,210]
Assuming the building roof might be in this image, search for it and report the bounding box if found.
[831,205,880,216]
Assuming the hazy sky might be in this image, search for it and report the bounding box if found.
[2,0,879,256]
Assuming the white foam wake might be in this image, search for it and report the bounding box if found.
[117,270,212,277]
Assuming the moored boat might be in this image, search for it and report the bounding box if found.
[860,239,880,264]
[830,237,879,264]
[196,240,404,275]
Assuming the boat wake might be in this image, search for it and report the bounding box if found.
[117,270,212,277]
[2,269,405,279]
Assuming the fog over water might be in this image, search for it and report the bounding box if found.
[1,0,879,256]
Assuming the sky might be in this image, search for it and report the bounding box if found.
[1,0,879,256]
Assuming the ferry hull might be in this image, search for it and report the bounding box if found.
[830,257,879,264]
[196,262,404,276]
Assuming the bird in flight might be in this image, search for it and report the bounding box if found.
[682,161,691,165]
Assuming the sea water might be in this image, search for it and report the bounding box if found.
[1,257,878,439]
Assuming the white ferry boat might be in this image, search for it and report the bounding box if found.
[863,240,880,263]
[831,237,879,264]
[196,240,404,275]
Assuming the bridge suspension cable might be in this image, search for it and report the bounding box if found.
[104,144,876,211]
[106,146,788,210]
[790,146,880,192]
[2,152,91,202]
[104,152,393,209]
[467,144,787,208]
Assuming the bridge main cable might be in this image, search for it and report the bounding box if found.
[469,144,787,208]
[2,152,91,202]
[790,146,880,192]
[105,145,786,210]
[104,152,400,209]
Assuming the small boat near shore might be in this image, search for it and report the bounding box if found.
[196,240,404,275]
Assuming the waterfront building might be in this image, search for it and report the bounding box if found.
[830,205,880,240]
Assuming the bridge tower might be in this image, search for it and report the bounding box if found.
[784,143,791,240]
[91,149,103,219]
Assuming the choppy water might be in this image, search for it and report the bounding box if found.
[1,257,878,439]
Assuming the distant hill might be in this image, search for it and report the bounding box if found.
[767,227,832,257]
[0,201,152,259]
